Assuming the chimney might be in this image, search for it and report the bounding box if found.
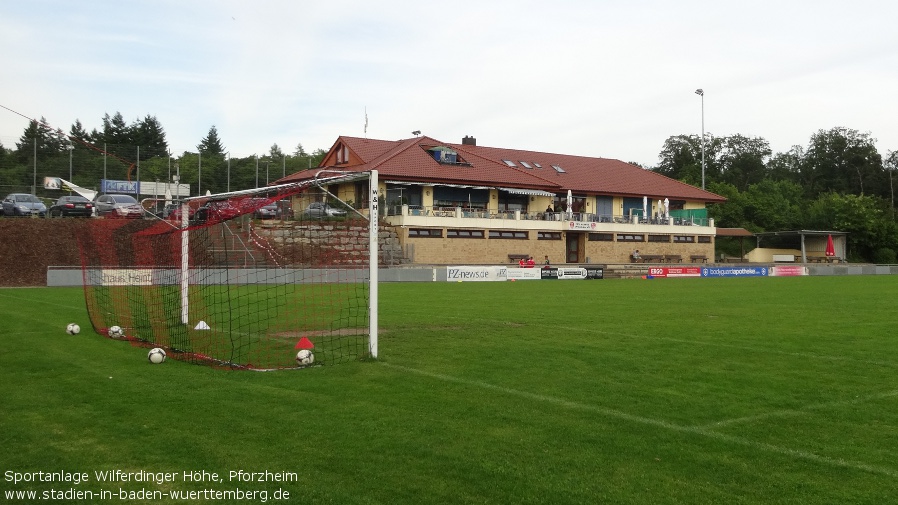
[462,135,476,146]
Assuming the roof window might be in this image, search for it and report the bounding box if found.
[551,164,566,173]
[502,160,517,167]
[519,161,532,169]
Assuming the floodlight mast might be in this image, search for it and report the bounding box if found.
[695,88,705,190]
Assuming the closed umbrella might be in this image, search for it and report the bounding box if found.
[663,197,670,218]
[566,190,573,220]
[825,234,835,257]
[642,196,647,221]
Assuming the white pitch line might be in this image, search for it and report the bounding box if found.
[382,362,898,478]
[696,389,898,429]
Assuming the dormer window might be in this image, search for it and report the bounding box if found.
[335,143,350,165]
[429,146,458,164]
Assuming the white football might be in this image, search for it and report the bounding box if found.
[148,348,167,364]
[108,325,124,338]
[296,349,315,366]
[66,323,80,335]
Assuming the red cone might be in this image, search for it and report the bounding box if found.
[294,337,314,349]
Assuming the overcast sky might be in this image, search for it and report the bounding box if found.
[2,0,897,167]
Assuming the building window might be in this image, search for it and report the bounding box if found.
[519,161,532,169]
[408,228,442,238]
[588,233,613,241]
[673,235,696,243]
[489,230,528,239]
[551,164,566,173]
[698,236,712,243]
[648,234,670,243]
[538,232,562,240]
[533,162,543,169]
[502,160,517,167]
[446,229,485,238]
[617,233,644,242]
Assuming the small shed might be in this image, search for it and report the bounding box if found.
[753,230,848,263]
[715,227,754,259]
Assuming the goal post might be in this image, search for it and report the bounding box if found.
[78,170,379,370]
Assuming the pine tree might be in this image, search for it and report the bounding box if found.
[197,126,225,156]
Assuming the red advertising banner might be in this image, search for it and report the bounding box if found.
[647,267,702,278]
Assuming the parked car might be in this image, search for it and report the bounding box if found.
[303,202,347,219]
[190,200,242,225]
[253,202,279,219]
[94,194,143,219]
[49,195,94,218]
[2,193,47,217]
[162,202,199,223]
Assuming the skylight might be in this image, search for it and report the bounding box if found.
[502,160,516,167]
[551,164,566,173]
[533,162,542,168]
[519,161,532,169]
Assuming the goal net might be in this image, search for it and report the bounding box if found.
[77,170,379,370]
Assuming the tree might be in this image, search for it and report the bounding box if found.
[716,134,771,191]
[804,192,894,261]
[800,127,883,197]
[132,115,169,159]
[655,133,723,187]
[293,143,307,157]
[69,119,88,142]
[197,126,225,156]
[885,150,897,213]
[766,145,804,183]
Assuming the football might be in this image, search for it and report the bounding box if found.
[108,325,124,338]
[296,349,315,366]
[65,323,80,335]
[148,348,167,364]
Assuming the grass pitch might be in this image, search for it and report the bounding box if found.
[1,276,897,504]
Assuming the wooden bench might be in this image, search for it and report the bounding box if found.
[508,253,529,263]
[665,254,683,263]
[690,255,708,263]
[640,254,664,263]
[807,256,826,263]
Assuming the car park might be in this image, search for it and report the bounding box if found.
[94,194,144,219]
[2,193,47,217]
[303,202,347,219]
[49,195,94,217]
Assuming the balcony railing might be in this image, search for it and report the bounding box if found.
[386,205,711,227]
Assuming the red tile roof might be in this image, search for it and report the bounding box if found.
[276,135,726,203]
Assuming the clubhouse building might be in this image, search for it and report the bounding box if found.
[276,135,726,265]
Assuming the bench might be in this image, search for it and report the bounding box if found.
[508,253,529,263]
[690,255,708,263]
[640,254,664,263]
[665,254,683,263]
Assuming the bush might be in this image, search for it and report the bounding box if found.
[872,247,897,264]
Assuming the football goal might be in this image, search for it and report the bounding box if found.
[77,170,380,370]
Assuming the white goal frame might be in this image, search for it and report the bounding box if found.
[174,169,379,360]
